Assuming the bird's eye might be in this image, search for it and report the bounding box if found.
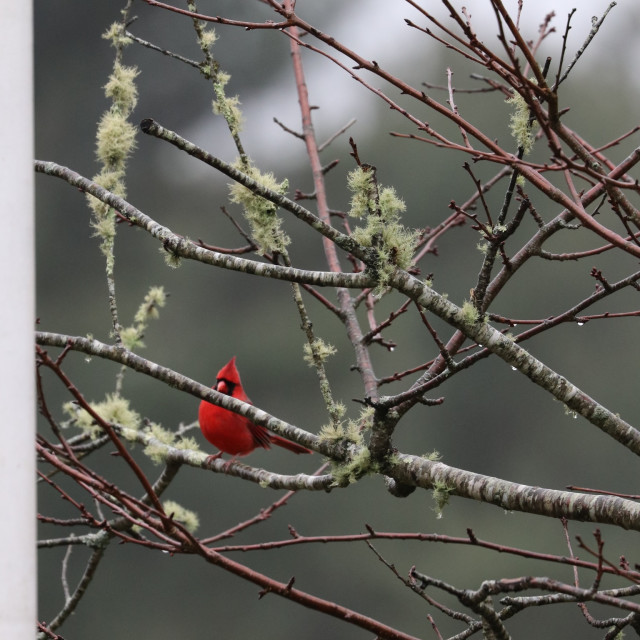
[216,379,235,396]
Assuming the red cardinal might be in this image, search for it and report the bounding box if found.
[198,357,312,457]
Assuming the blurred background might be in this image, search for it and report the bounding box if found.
[36,1,640,638]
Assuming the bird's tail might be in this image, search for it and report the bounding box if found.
[269,434,312,454]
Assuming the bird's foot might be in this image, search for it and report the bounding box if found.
[204,452,223,467]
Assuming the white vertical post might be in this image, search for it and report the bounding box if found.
[0,2,36,639]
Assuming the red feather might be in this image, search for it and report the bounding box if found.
[198,357,312,457]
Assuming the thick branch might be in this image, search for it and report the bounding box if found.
[34,160,372,289]
[138,119,365,260]
[390,453,640,531]
[387,271,640,457]
[35,331,324,456]
[36,332,640,529]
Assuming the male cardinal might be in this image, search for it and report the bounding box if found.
[198,357,312,457]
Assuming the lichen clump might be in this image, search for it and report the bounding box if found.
[347,167,417,292]
[213,71,243,136]
[229,161,290,255]
[88,24,139,269]
[63,393,140,438]
[303,338,337,367]
[506,88,537,154]
[121,286,167,351]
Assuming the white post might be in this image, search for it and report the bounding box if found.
[0,2,36,639]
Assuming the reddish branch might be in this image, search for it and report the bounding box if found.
[284,4,379,400]
[210,525,640,583]
[143,0,640,258]
[37,346,168,520]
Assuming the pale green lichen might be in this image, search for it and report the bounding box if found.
[423,450,442,461]
[186,7,244,143]
[347,167,418,292]
[163,500,200,534]
[330,448,376,487]
[432,480,454,519]
[322,407,378,486]
[387,452,401,466]
[355,406,375,431]
[347,167,377,218]
[161,247,183,269]
[321,401,347,431]
[333,402,348,420]
[63,394,140,438]
[91,169,126,196]
[175,436,200,453]
[102,22,133,49]
[461,300,480,326]
[303,338,337,366]
[143,423,175,463]
[213,72,243,136]
[506,89,537,154]
[120,326,145,351]
[143,423,201,464]
[319,421,356,444]
[318,406,372,446]
[134,286,167,323]
[104,62,139,115]
[199,27,218,49]
[120,286,167,352]
[476,224,507,255]
[95,111,137,167]
[229,160,290,255]
[147,422,176,445]
[88,33,139,283]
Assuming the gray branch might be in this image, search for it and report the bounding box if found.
[389,269,640,457]
[34,160,373,290]
[36,331,640,530]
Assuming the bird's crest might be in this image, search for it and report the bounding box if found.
[216,356,241,386]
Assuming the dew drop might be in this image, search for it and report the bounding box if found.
[511,366,517,371]
[577,321,584,327]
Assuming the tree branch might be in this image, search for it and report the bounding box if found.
[34,160,372,289]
